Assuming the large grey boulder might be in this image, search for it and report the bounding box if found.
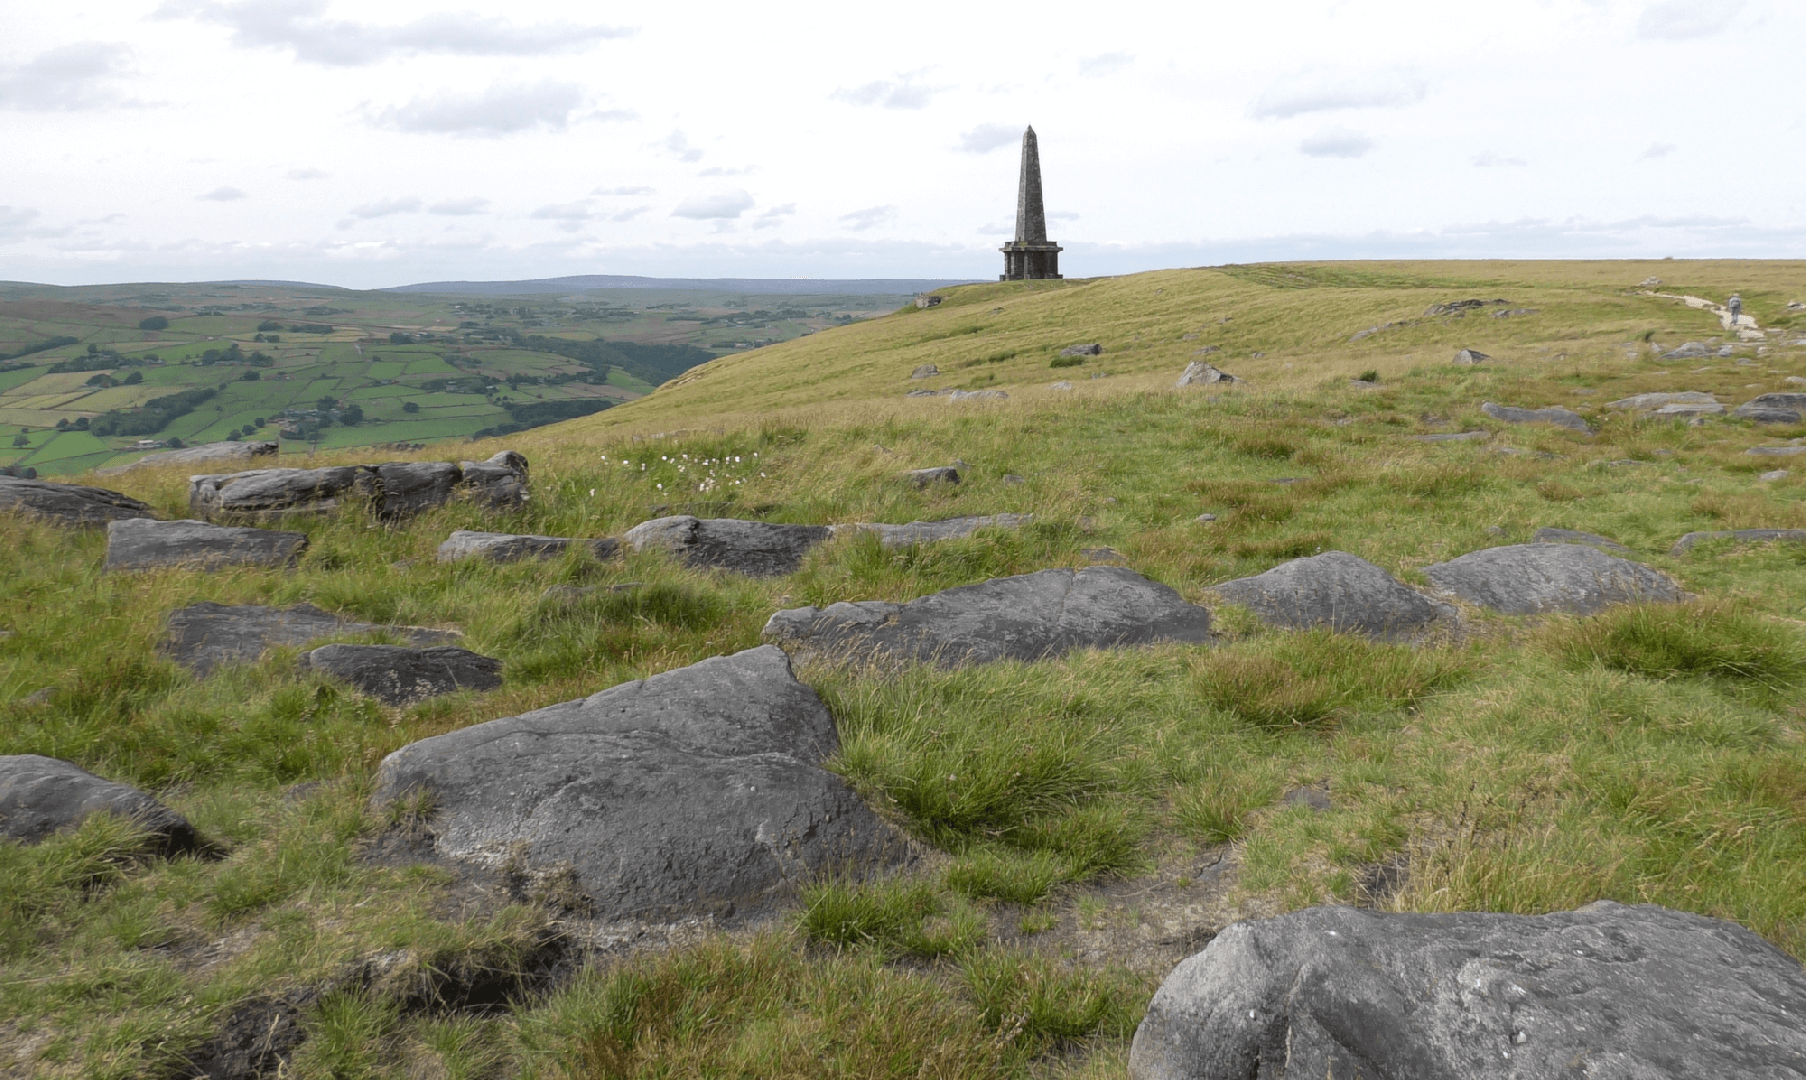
[370,645,907,920]
[1480,401,1593,434]
[1606,390,1717,411]
[948,389,1008,400]
[1212,552,1453,639]
[369,462,461,516]
[300,644,502,705]
[1735,393,1806,424]
[1671,528,1806,556]
[188,451,529,519]
[436,529,621,564]
[104,518,307,571]
[1129,902,1806,1080]
[1749,445,1806,456]
[1176,362,1238,387]
[0,755,196,853]
[625,516,832,577]
[456,450,530,509]
[1452,348,1490,365]
[832,513,1032,549]
[1061,343,1103,356]
[0,474,156,527]
[98,440,279,475]
[1530,527,1632,553]
[1662,341,1711,359]
[901,466,960,486]
[762,565,1213,666]
[1423,543,1685,615]
[163,602,461,676]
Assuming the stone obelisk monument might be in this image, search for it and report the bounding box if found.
[1000,126,1062,281]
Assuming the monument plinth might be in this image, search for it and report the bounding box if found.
[1000,126,1062,281]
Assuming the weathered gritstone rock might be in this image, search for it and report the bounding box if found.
[1061,343,1103,356]
[1480,402,1593,434]
[370,645,907,920]
[97,440,279,475]
[1452,348,1490,365]
[1671,528,1806,556]
[1662,341,1711,359]
[1749,445,1806,456]
[1530,527,1632,553]
[301,644,502,705]
[0,474,157,527]
[1652,401,1725,417]
[947,389,1008,400]
[1734,392,1806,424]
[1212,552,1453,639]
[104,518,307,571]
[1128,902,1806,1080]
[1175,361,1239,387]
[762,565,1213,666]
[909,364,939,379]
[831,513,1032,549]
[1606,390,1717,411]
[436,529,621,564]
[163,602,461,675]
[901,465,960,487]
[0,754,196,853]
[625,516,832,577]
[188,450,528,519]
[1423,543,1685,615]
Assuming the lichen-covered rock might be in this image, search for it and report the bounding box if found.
[436,530,620,564]
[900,466,960,486]
[0,754,196,853]
[1734,393,1806,424]
[1213,552,1452,639]
[105,518,307,571]
[1671,528,1806,556]
[1480,402,1593,434]
[0,474,157,527]
[625,516,832,577]
[162,602,461,675]
[1424,543,1684,615]
[300,644,502,705]
[456,450,530,509]
[188,451,529,519]
[831,513,1032,549]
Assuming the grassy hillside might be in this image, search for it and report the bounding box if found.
[3,260,1806,1078]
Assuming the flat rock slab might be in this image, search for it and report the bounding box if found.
[437,529,621,564]
[0,474,157,527]
[1212,551,1453,639]
[1480,401,1593,433]
[1749,445,1806,456]
[1530,527,1632,553]
[1735,393,1806,424]
[832,513,1032,549]
[1452,348,1490,364]
[901,466,960,486]
[1672,528,1806,556]
[163,602,461,676]
[1606,390,1717,410]
[1424,543,1685,615]
[301,644,502,705]
[1412,430,1488,443]
[0,754,196,852]
[763,565,1214,666]
[625,516,832,577]
[1061,343,1103,356]
[1129,902,1806,1080]
[370,645,907,920]
[98,440,279,475]
[188,450,528,520]
[105,518,307,571]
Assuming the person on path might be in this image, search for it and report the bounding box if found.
[1729,294,1743,324]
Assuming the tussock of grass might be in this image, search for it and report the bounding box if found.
[1192,632,1475,731]
[957,950,1146,1052]
[1552,602,1806,689]
[797,878,984,957]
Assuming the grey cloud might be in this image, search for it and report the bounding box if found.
[1637,0,1744,39]
[612,206,651,222]
[371,82,584,137]
[1473,152,1528,167]
[753,203,796,231]
[532,201,593,232]
[1078,52,1133,77]
[832,72,939,110]
[955,123,1022,154]
[287,166,328,180]
[162,0,635,66]
[429,197,489,215]
[587,109,636,123]
[198,186,248,201]
[1251,70,1425,119]
[672,190,754,220]
[595,185,655,196]
[348,196,422,219]
[663,132,703,163]
[0,205,41,241]
[1299,127,1376,159]
[1637,141,1678,160]
[0,42,138,112]
[840,205,898,232]
[699,166,756,177]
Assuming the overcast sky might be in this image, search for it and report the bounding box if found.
[2,0,1801,288]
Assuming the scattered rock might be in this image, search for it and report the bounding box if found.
[1061,343,1103,357]
[1760,469,1791,482]
[1489,308,1537,317]
[0,474,157,527]
[1348,323,1403,342]
[104,518,308,571]
[1662,342,1711,359]
[909,364,940,379]
[1452,348,1491,365]
[1734,392,1806,424]
[1212,551,1454,639]
[1674,528,1806,555]
[1195,513,1218,523]
[904,388,951,398]
[1412,431,1489,443]
[1048,381,1073,390]
[163,602,460,676]
[1129,901,1806,1080]
[913,295,943,309]
[1175,361,1239,388]
[1089,371,1109,380]
[762,566,1213,667]
[1788,300,1804,310]
[833,513,1031,549]
[436,530,620,564]
[1653,401,1726,417]
[947,389,1008,400]
[1638,276,1662,287]
[370,646,908,920]
[188,451,529,520]
[97,440,279,476]
[1002,474,1027,485]
[1193,344,1221,355]
[301,645,502,706]
[1789,377,1806,386]
[1282,788,1332,812]
[1480,402,1593,434]
[0,754,196,853]
[1749,445,1806,457]
[900,466,960,487]
[625,516,832,577]
[1423,543,1685,615]
[1530,527,1632,553]
[1427,299,1510,316]
[1606,391,1717,411]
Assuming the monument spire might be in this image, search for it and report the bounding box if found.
[1000,125,1062,281]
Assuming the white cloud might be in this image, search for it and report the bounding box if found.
[672,190,754,219]
[1299,127,1376,159]
[1637,142,1678,160]
[429,197,489,215]
[612,205,650,222]
[752,203,796,230]
[0,205,42,241]
[663,131,703,163]
[161,0,635,66]
[1049,210,1081,222]
[370,82,585,137]
[1637,0,1744,40]
[287,166,328,180]
[832,72,939,110]
[1078,52,1133,77]
[1473,152,1528,167]
[586,108,637,123]
[955,123,1022,155]
[699,166,756,177]
[1250,70,1426,119]
[840,205,897,231]
[347,196,422,219]
[531,201,593,232]
[0,43,138,112]
[198,186,248,201]
[595,185,654,196]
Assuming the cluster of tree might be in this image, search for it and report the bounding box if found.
[515,334,713,386]
[259,320,332,334]
[88,387,217,438]
[48,348,150,374]
[224,419,267,441]
[1,337,79,363]
[417,377,491,395]
[83,371,144,388]
[252,333,282,343]
[195,344,273,367]
[471,398,612,440]
[138,316,169,331]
